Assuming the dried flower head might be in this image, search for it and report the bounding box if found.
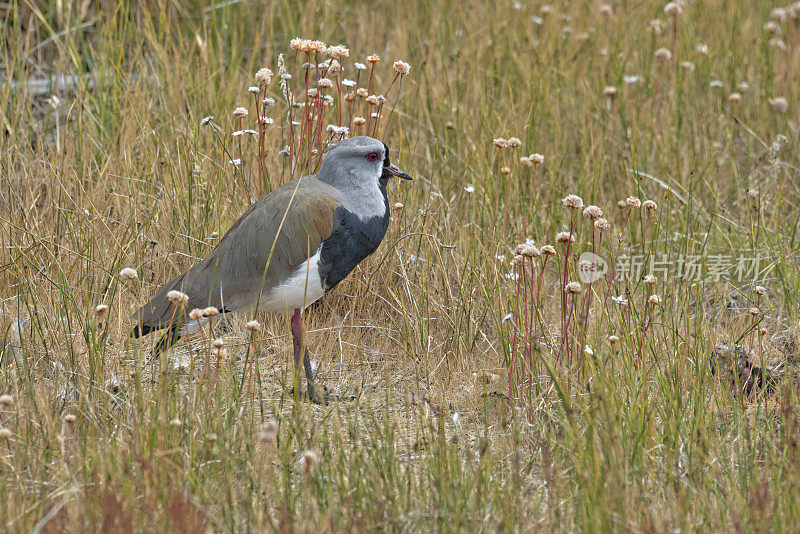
[519,156,532,167]
[259,420,278,446]
[356,88,369,98]
[119,267,138,281]
[255,67,273,86]
[626,196,642,208]
[521,245,541,258]
[771,7,788,22]
[500,166,511,175]
[167,290,189,306]
[654,48,672,61]
[211,338,225,349]
[643,274,657,285]
[366,54,381,63]
[352,116,366,126]
[607,334,620,345]
[642,199,658,210]
[203,306,220,318]
[189,308,204,321]
[200,116,214,126]
[0,394,13,407]
[354,62,366,70]
[0,428,11,441]
[603,86,617,98]
[562,194,584,210]
[583,205,603,220]
[648,294,661,306]
[599,4,613,16]
[679,61,695,72]
[755,286,766,296]
[728,92,742,104]
[764,21,780,35]
[393,202,405,211]
[327,45,350,59]
[556,231,576,244]
[540,245,556,255]
[507,137,522,148]
[769,97,788,113]
[664,2,682,16]
[245,320,262,333]
[564,281,583,294]
[317,78,333,89]
[493,137,508,148]
[232,106,249,118]
[748,307,760,317]
[300,449,318,473]
[365,94,382,106]
[737,81,750,93]
[95,304,109,319]
[530,153,544,164]
[594,218,610,231]
[248,86,261,95]
[392,60,411,76]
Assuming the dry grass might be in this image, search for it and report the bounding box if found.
[2,0,800,531]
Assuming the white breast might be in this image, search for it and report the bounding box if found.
[257,247,326,314]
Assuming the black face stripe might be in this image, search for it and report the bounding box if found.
[382,142,390,167]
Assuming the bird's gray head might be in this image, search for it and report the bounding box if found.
[317,136,412,190]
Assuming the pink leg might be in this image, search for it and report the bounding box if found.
[290,308,322,402]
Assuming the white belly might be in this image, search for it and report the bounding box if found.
[257,248,326,314]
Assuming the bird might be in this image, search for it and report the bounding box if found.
[131,136,412,402]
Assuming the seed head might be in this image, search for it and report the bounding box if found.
[728,92,742,104]
[519,156,532,167]
[200,116,214,126]
[352,117,366,126]
[507,137,522,148]
[211,338,225,349]
[764,21,780,35]
[642,199,658,210]
[647,294,661,306]
[607,335,620,345]
[769,97,788,113]
[599,4,613,16]
[749,307,760,317]
[556,231,575,244]
[392,60,411,76]
[356,88,369,98]
[203,306,220,318]
[655,48,672,61]
[643,274,657,285]
[737,81,750,93]
[562,194,584,210]
[583,205,603,220]
[309,40,327,53]
[255,67,273,86]
[626,196,642,208]
[603,86,617,98]
[245,320,262,333]
[354,62,366,70]
[664,2,682,16]
[95,304,109,319]
[530,153,544,164]
[755,286,766,296]
[500,166,511,175]
[365,94,382,106]
[393,202,404,211]
[771,7,788,22]
[119,267,138,281]
[0,394,13,406]
[317,78,333,89]
[189,308,204,321]
[366,54,381,63]
[594,218,610,231]
[232,107,249,118]
[564,281,583,295]
[540,245,556,255]
[679,61,695,72]
[248,86,260,95]
[0,428,11,441]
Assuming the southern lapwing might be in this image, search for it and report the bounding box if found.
[132,136,412,401]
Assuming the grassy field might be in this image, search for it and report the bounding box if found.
[2,0,800,531]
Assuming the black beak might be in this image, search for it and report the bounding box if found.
[384,162,413,181]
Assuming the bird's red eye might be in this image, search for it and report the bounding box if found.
[366,152,381,162]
